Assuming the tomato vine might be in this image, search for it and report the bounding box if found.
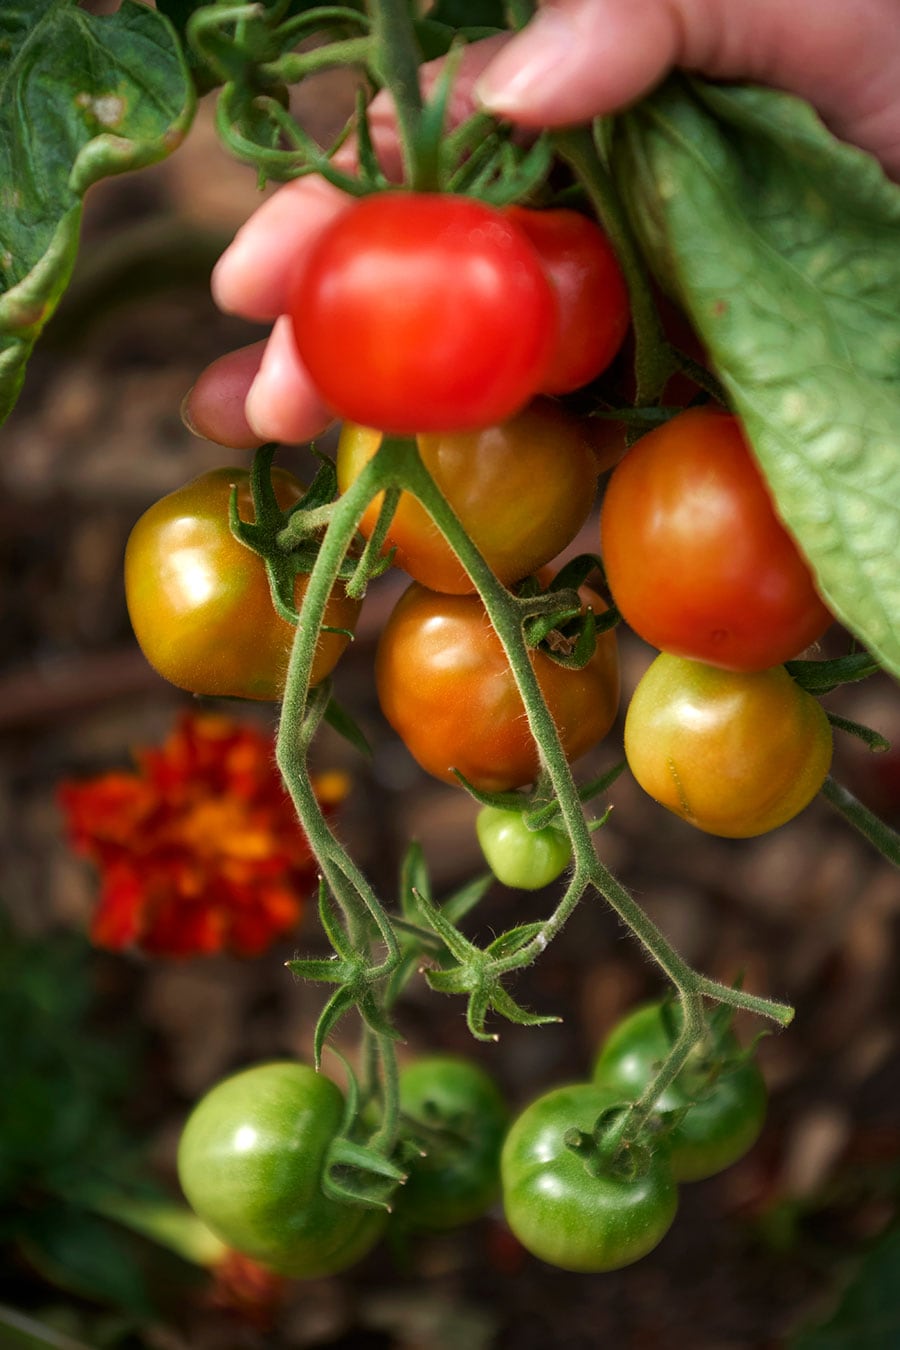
[3,0,898,1284]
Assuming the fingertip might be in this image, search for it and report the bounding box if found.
[211,177,355,321]
[476,0,681,126]
[244,315,335,445]
[185,342,267,450]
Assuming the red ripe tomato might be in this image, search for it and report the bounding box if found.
[125,468,360,701]
[375,581,619,792]
[289,193,558,434]
[505,207,630,394]
[336,400,598,594]
[600,407,832,671]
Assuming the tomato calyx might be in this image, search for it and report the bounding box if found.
[228,445,349,627]
[562,1101,658,1183]
[413,883,561,1041]
[516,559,619,670]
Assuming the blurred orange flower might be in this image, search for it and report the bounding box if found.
[59,712,346,958]
[207,1249,289,1329]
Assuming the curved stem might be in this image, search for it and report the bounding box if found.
[276,462,401,965]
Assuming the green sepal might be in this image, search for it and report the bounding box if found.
[414,890,559,1040]
[324,696,372,757]
[322,1137,406,1211]
[826,714,891,754]
[786,651,882,694]
[524,762,625,828]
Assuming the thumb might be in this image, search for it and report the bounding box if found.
[476,0,900,178]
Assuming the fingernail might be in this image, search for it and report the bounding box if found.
[210,240,247,313]
[476,7,576,114]
[180,386,206,441]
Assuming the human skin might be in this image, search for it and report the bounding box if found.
[184,0,900,449]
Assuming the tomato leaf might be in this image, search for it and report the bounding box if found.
[615,78,900,679]
[0,0,195,424]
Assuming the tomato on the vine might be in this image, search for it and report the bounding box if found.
[505,207,630,394]
[624,653,833,837]
[501,1083,678,1272]
[336,400,598,594]
[393,1056,508,1231]
[375,580,619,792]
[125,468,360,701]
[593,1002,767,1182]
[476,806,572,890]
[177,1062,385,1278]
[600,407,832,671]
[290,193,558,434]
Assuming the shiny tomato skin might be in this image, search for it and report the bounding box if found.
[476,806,572,890]
[375,581,619,792]
[624,653,833,838]
[501,1083,678,1273]
[177,1062,385,1278]
[593,1002,767,1182]
[290,193,558,434]
[336,400,598,594]
[600,408,832,671]
[125,469,360,701]
[505,207,630,394]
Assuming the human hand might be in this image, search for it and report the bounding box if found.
[186,0,900,449]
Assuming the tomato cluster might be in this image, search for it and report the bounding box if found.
[135,189,831,1280]
[601,406,834,838]
[177,999,764,1278]
[177,1055,508,1276]
[500,998,766,1271]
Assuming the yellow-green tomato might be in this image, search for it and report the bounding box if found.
[501,1083,678,1273]
[125,469,360,701]
[476,807,572,889]
[336,400,598,594]
[177,1062,384,1278]
[624,654,832,837]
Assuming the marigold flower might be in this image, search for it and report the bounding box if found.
[207,1249,289,1329]
[59,713,346,958]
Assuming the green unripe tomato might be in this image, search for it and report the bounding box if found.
[593,1002,767,1182]
[177,1062,385,1278]
[476,806,572,889]
[624,653,833,837]
[395,1055,509,1230]
[501,1083,678,1273]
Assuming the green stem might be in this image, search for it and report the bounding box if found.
[555,127,675,404]
[822,775,900,866]
[367,0,424,186]
[276,466,400,966]
[275,37,373,83]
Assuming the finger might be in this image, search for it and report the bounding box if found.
[183,341,267,449]
[211,176,354,321]
[476,0,900,176]
[244,315,335,445]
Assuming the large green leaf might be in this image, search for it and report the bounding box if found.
[615,79,900,679]
[0,0,195,424]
